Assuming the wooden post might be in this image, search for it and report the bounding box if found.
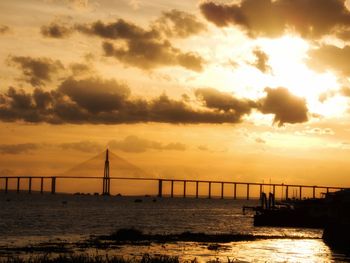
[40,177,44,194]
[170,180,174,198]
[285,186,289,200]
[208,182,211,199]
[233,183,237,199]
[158,179,163,197]
[28,177,32,194]
[17,177,20,193]
[221,183,224,199]
[313,186,316,199]
[299,186,302,200]
[183,181,186,198]
[5,177,8,193]
[51,177,56,194]
[246,184,250,200]
[196,181,199,198]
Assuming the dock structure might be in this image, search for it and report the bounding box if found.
[0,175,346,200]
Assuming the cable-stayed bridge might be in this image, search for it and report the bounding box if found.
[0,150,347,200]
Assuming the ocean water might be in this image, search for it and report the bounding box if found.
[0,192,349,262]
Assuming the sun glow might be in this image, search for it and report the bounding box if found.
[257,36,343,116]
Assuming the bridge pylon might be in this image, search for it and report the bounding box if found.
[102,149,110,195]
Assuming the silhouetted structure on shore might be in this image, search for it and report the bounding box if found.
[102,149,110,195]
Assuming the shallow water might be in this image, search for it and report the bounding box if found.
[0,192,349,262]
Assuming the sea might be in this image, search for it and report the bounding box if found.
[0,192,349,262]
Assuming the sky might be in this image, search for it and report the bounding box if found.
[1,0,350,189]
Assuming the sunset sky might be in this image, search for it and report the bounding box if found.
[1,0,350,188]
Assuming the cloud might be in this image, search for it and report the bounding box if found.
[252,48,271,73]
[60,141,103,153]
[77,17,205,71]
[308,44,350,76]
[102,40,204,71]
[0,77,254,124]
[0,143,39,154]
[108,135,186,153]
[152,9,207,38]
[258,87,308,126]
[255,137,266,144]
[0,25,10,35]
[9,56,64,87]
[41,22,72,38]
[195,88,256,114]
[200,0,350,39]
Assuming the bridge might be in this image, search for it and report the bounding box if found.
[0,150,347,200]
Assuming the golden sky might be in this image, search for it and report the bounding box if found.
[1,0,350,188]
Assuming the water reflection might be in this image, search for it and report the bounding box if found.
[111,239,348,263]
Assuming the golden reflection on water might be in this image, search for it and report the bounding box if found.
[113,239,340,263]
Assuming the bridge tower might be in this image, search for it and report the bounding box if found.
[102,149,110,195]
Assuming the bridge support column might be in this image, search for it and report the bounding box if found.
[208,182,211,199]
[299,186,302,200]
[233,183,237,199]
[246,184,250,200]
[259,184,262,198]
[221,183,224,199]
[272,185,275,196]
[158,179,163,198]
[51,177,56,194]
[196,181,199,198]
[28,177,32,194]
[313,186,316,199]
[5,177,8,193]
[183,181,186,198]
[40,177,44,194]
[170,180,174,198]
[285,186,289,200]
[326,187,329,194]
[17,177,20,193]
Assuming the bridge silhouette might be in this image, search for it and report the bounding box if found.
[0,150,347,200]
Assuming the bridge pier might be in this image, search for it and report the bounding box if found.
[313,186,316,199]
[259,184,262,198]
[5,177,8,193]
[51,177,56,194]
[17,177,20,193]
[285,186,289,200]
[28,177,32,194]
[233,183,237,199]
[158,179,163,198]
[272,185,276,196]
[196,181,199,198]
[183,181,186,198]
[208,182,211,199]
[299,186,302,200]
[170,180,174,198]
[221,183,224,199]
[246,184,250,200]
[40,177,44,194]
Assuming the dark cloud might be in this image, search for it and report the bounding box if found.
[252,48,271,73]
[77,17,204,71]
[102,40,204,71]
[69,63,92,76]
[195,88,255,114]
[108,135,186,153]
[152,9,207,38]
[0,77,252,124]
[258,87,308,126]
[9,56,64,87]
[0,143,39,154]
[60,141,103,153]
[200,0,350,39]
[41,22,72,38]
[0,25,10,34]
[58,77,130,113]
[308,44,350,76]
